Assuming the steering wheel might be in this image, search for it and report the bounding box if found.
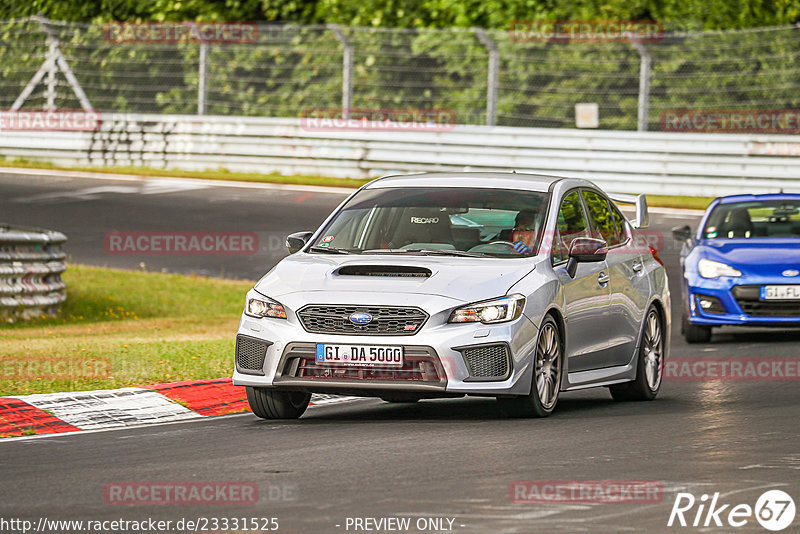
[488,240,518,248]
[488,240,526,253]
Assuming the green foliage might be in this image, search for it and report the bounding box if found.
[2,0,800,29]
[2,3,800,130]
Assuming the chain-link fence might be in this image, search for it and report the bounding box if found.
[1,17,800,131]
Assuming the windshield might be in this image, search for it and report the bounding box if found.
[703,200,800,239]
[310,187,549,257]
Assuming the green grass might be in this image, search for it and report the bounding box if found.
[0,265,253,396]
[0,158,712,210]
[645,195,713,210]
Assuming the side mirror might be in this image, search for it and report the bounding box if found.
[672,225,692,243]
[286,231,313,254]
[566,237,608,278]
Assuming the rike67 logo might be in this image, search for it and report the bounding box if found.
[668,490,796,531]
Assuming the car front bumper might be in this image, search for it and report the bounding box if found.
[232,293,540,397]
[686,272,800,327]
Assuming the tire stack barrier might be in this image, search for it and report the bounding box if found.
[0,224,67,322]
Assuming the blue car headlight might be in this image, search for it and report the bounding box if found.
[698,259,742,279]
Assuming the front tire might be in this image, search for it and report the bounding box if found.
[246,387,311,419]
[682,312,712,343]
[610,307,664,401]
[497,315,562,418]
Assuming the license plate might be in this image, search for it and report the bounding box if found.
[761,285,800,300]
[315,344,404,367]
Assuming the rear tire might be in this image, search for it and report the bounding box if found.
[246,387,310,419]
[610,307,664,402]
[497,316,562,418]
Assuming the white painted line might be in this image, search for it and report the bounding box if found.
[0,412,252,444]
[310,395,363,406]
[648,206,705,216]
[0,167,709,212]
[0,391,364,442]
[13,387,201,430]
[0,166,354,195]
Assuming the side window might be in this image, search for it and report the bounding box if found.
[583,190,621,246]
[553,191,589,264]
[609,203,631,244]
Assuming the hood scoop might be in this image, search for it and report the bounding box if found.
[335,265,432,278]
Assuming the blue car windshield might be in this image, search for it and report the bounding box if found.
[703,200,800,239]
[310,187,548,257]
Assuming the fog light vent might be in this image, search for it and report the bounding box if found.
[460,344,510,381]
[235,335,272,375]
[695,294,725,315]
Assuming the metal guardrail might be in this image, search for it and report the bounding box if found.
[2,113,800,196]
[0,225,67,321]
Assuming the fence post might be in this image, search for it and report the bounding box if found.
[474,28,499,127]
[12,16,93,111]
[328,24,353,119]
[198,42,209,115]
[630,38,651,132]
[44,35,58,110]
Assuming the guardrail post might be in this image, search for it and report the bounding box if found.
[328,24,353,119]
[198,42,209,115]
[474,28,499,127]
[629,38,651,132]
[0,224,68,322]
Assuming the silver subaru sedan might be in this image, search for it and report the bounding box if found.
[233,172,670,418]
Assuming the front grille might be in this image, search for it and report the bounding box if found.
[460,344,511,380]
[732,285,800,317]
[278,344,445,384]
[235,335,272,375]
[297,305,428,336]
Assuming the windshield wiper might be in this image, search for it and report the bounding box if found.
[308,246,357,254]
[409,248,489,258]
[362,248,488,258]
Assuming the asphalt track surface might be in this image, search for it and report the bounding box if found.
[1,172,798,533]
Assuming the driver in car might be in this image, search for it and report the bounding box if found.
[503,210,539,255]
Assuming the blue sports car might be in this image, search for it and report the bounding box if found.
[674,193,800,343]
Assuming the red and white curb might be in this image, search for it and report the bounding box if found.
[0,378,356,438]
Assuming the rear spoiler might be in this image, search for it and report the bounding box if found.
[607,193,649,229]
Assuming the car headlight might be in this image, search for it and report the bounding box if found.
[449,294,526,324]
[698,258,742,279]
[245,296,287,319]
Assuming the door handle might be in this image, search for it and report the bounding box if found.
[598,272,610,285]
[632,261,643,273]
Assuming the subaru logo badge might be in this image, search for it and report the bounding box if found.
[782,269,799,277]
[349,311,373,325]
